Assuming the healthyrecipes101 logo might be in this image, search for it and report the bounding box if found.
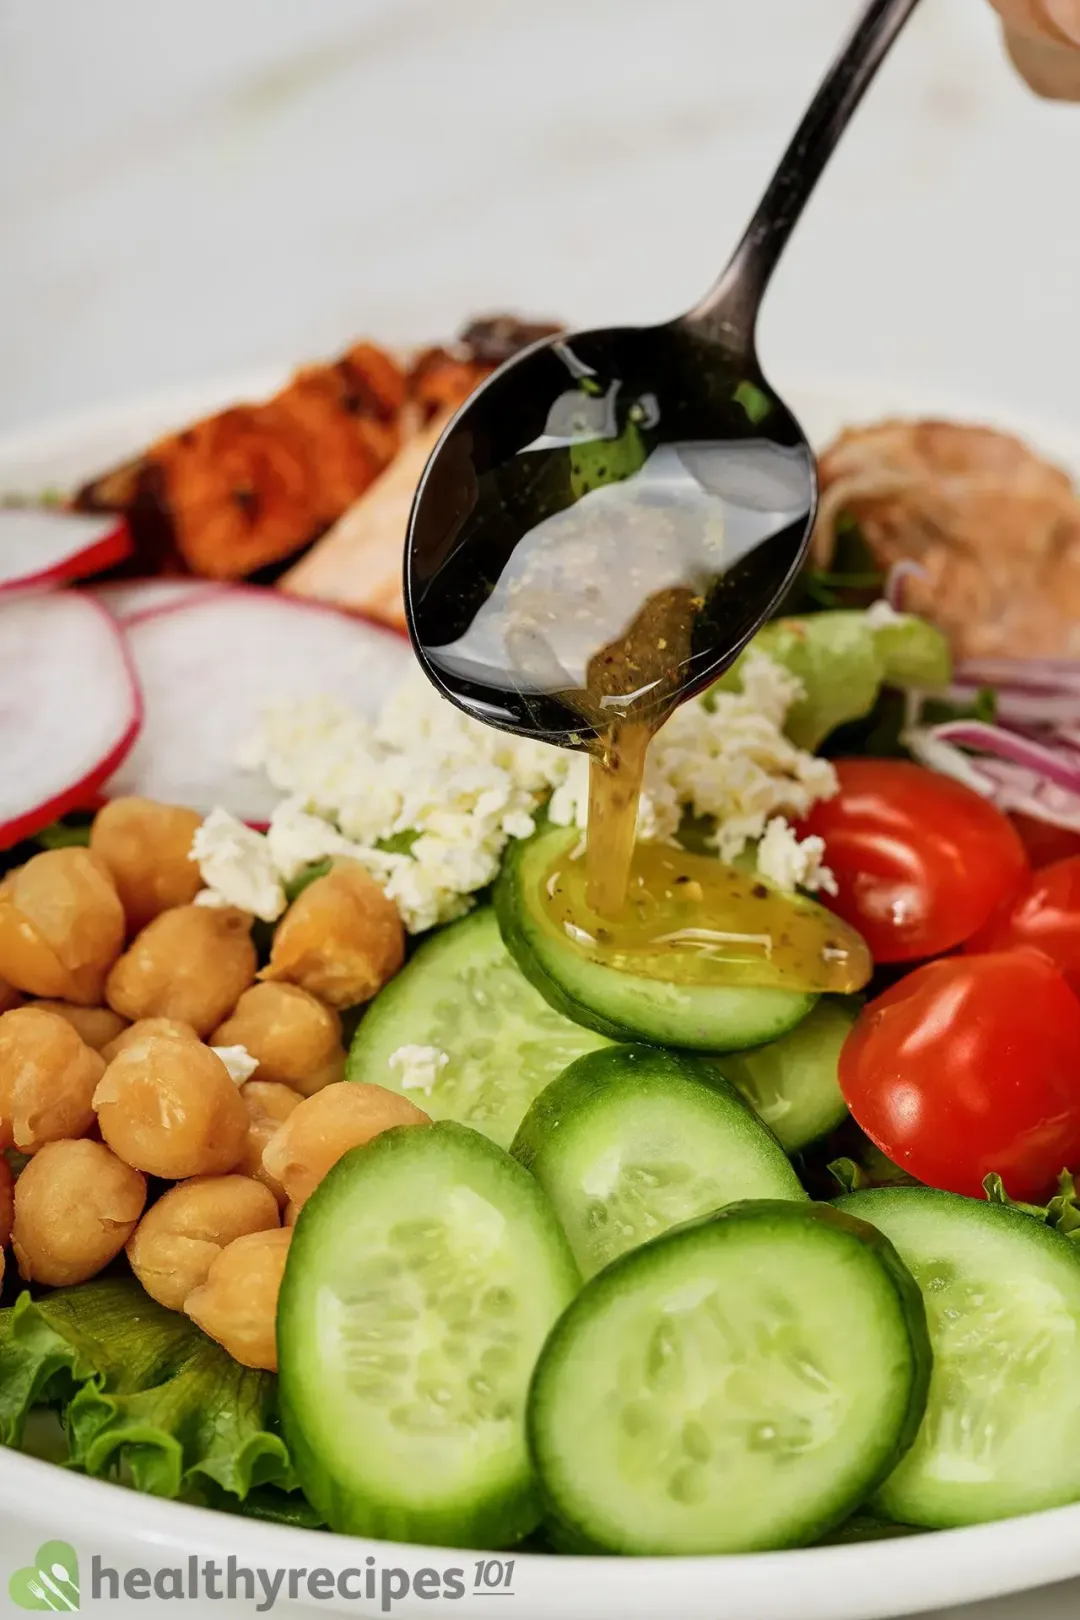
[9,1539,519,1611]
[9,1540,81,1611]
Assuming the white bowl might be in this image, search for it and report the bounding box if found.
[1,374,1078,1620]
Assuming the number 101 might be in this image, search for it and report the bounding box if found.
[474,1558,515,1590]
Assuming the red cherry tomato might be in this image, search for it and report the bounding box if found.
[799,759,1028,962]
[1010,812,1080,869]
[965,855,1080,997]
[838,948,1080,1201]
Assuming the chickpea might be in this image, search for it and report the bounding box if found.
[93,1035,248,1179]
[262,1081,430,1209]
[127,1174,279,1311]
[260,860,404,1010]
[101,1017,200,1064]
[238,1080,302,1203]
[13,1138,146,1286]
[0,1153,14,1248]
[31,1001,128,1053]
[283,1199,301,1228]
[185,1227,292,1371]
[90,797,204,933]
[0,849,125,1005]
[0,1007,104,1154]
[212,983,345,1097]
[0,977,23,1015]
[105,904,256,1037]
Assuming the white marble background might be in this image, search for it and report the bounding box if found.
[1,0,1079,438]
[1,3,1080,1616]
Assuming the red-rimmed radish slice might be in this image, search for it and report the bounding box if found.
[0,593,142,846]
[105,586,415,820]
[92,577,223,625]
[0,507,131,594]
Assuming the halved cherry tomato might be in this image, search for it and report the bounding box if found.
[799,759,1028,962]
[1010,812,1080,869]
[965,854,1080,996]
[839,948,1080,1201]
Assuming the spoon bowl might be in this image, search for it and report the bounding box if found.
[406,323,815,745]
[406,0,921,746]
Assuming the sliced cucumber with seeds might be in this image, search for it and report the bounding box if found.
[346,907,611,1149]
[512,1045,806,1278]
[528,1200,930,1554]
[278,1121,580,1547]
[719,997,856,1152]
[495,825,818,1051]
[835,1186,1080,1528]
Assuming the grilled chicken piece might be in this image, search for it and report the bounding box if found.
[75,342,406,579]
[283,315,564,626]
[816,419,1080,661]
[406,349,492,427]
[74,314,563,604]
[459,314,564,365]
[405,316,562,426]
[281,410,453,632]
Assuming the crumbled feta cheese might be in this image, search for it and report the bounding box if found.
[865,598,910,630]
[755,816,838,896]
[211,1044,259,1085]
[265,801,360,885]
[198,655,838,931]
[191,808,286,922]
[388,1044,449,1098]
[548,654,834,859]
[230,678,571,932]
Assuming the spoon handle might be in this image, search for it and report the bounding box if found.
[685,0,922,349]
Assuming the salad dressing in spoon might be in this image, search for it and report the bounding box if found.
[406,0,920,992]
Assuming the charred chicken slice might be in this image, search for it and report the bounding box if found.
[815,419,1080,661]
[75,341,407,580]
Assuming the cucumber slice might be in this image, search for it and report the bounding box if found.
[834,1186,1080,1528]
[278,1121,580,1547]
[528,1200,930,1554]
[512,1045,807,1278]
[347,907,611,1149]
[495,826,818,1050]
[719,998,856,1152]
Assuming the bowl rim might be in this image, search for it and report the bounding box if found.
[1,366,1079,1617]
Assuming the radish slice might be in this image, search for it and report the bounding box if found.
[0,507,131,594]
[0,593,142,846]
[92,577,222,625]
[105,587,415,819]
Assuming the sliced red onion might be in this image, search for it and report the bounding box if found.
[906,647,1080,834]
[929,721,1080,796]
[976,759,1080,833]
[954,656,1080,695]
[884,559,928,612]
[907,725,1080,830]
[943,684,1080,729]
[904,727,1000,797]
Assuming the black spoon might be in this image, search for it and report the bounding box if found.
[406,0,922,747]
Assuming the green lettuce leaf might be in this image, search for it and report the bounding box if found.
[202,1481,327,1529]
[713,609,951,751]
[983,1170,1080,1239]
[825,1128,918,1196]
[283,858,333,902]
[34,817,93,851]
[818,1514,924,1544]
[0,1279,297,1503]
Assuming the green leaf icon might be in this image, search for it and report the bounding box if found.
[9,1540,80,1611]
